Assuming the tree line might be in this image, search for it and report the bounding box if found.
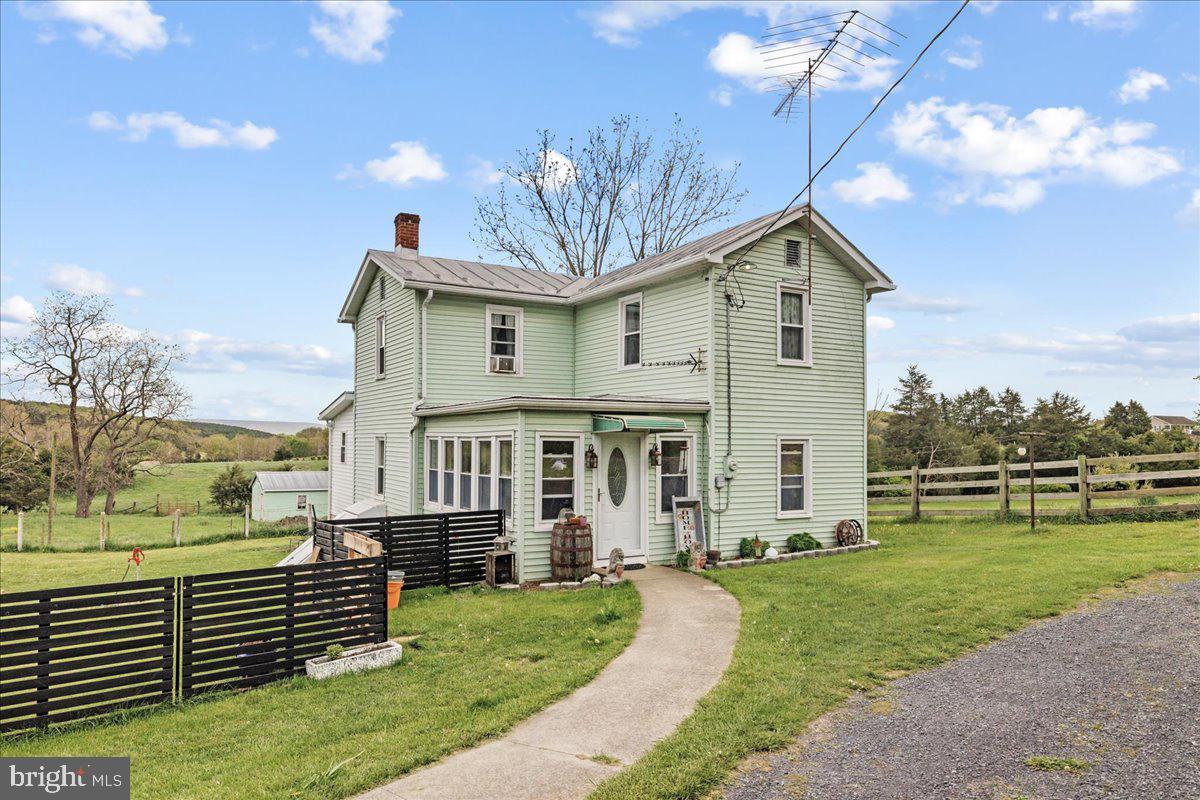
[872,365,1195,471]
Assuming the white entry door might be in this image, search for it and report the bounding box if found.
[598,433,643,562]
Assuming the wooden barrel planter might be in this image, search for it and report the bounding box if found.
[550,522,593,582]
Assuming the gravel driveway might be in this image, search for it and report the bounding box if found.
[724,576,1200,800]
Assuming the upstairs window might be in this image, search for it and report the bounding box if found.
[339,432,347,463]
[375,315,387,377]
[618,294,642,368]
[486,305,523,375]
[785,238,801,267]
[777,283,812,366]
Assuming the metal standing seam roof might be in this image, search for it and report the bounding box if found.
[367,250,591,299]
[1153,416,1196,425]
[254,471,329,493]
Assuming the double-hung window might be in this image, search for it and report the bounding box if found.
[618,294,642,368]
[657,436,694,518]
[498,439,513,519]
[426,434,514,518]
[486,305,523,375]
[476,439,492,509]
[339,432,347,463]
[459,439,474,510]
[426,438,440,504]
[537,436,580,528]
[777,436,811,518]
[375,315,387,377]
[777,283,812,366]
[374,437,386,496]
[297,494,308,510]
[442,439,456,507]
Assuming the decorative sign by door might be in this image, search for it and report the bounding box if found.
[671,496,706,552]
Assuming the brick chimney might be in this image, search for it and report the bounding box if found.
[394,212,420,254]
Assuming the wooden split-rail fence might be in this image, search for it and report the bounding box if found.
[868,450,1200,521]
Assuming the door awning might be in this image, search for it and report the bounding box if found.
[592,415,687,433]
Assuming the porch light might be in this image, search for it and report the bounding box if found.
[585,444,598,469]
[648,443,661,467]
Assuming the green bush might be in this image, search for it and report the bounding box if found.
[325,644,345,660]
[739,538,755,558]
[786,532,822,553]
[674,549,691,569]
[1136,495,1160,507]
[209,465,253,512]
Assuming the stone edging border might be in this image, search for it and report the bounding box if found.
[500,576,628,591]
[706,539,880,570]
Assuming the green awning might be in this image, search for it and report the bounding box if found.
[592,415,687,433]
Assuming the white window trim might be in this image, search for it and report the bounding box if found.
[496,435,515,524]
[458,438,474,511]
[534,433,583,532]
[484,304,524,376]
[776,282,813,368]
[425,435,440,507]
[655,433,696,524]
[617,293,643,370]
[776,435,813,519]
[374,436,386,498]
[442,437,457,509]
[424,434,515,520]
[375,314,387,379]
[339,431,347,464]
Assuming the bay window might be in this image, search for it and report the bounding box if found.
[424,434,514,519]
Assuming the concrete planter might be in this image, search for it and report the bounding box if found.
[305,641,403,680]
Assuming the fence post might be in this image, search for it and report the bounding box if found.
[173,509,181,546]
[441,514,451,588]
[910,465,921,519]
[998,460,1009,516]
[244,505,250,538]
[99,511,107,551]
[16,511,23,551]
[307,503,315,535]
[1077,455,1090,518]
[156,493,161,516]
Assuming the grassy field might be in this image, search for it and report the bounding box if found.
[588,517,1199,800]
[0,537,302,593]
[2,583,642,800]
[868,490,1200,515]
[1,459,325,551]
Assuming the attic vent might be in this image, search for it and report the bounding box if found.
[785,239,801,267]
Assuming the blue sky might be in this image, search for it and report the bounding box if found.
[1,0,1197,422]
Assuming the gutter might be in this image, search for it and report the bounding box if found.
[414,396,711,418]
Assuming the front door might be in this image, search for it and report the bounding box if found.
[598,433,643,562]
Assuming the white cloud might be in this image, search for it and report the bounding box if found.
[1117,313,1200,342]
[886,97,1181,211]
[1117,67,1168,103]
[90,111,278,150]
[467,156,505,187]
[875,292,975,315]
[867,315,895,334]
[174,329,350,378]
[1177,189,1200,228]
[0,295,37,339]
[343,141,447,187]
[710,86,734,107]
[21,0,172,57]
[584,1,902,47]
[709,30,898,94]
[1068,0,1139,30]
[44,264,143,297]
[309,0,399,63]
[831,162,913,208]
[1044,5,1062,22]
[943,35,982,70]
[971,0,1000,13]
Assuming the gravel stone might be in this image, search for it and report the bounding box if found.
[724,577,1200,800]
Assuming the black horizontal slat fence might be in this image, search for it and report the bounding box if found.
[0,558,388,733]
[320,510,504,590]
[0,578,176,733]
[181,557,387,697]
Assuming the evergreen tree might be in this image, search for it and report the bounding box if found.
[884,366,941,466]
[1027,392,1092,460]
[996,387,1026,436]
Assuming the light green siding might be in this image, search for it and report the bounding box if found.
[424,294,574,405]
[352,274,417,514]
[573,270,711,400]
[252,482,328,521]
[708,221,867,553]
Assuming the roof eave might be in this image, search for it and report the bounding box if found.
[402,280,575,305]
[338,253,408,323]
[318,391,355,421]
[414,395,711,418]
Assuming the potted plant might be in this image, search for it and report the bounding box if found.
[305,640,403,680]
[752,536,768,558]
[706,548,721,565]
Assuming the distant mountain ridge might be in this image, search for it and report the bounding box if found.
[191,418,318,435]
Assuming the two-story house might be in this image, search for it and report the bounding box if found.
[322,208,894,580]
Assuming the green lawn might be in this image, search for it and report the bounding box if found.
[2,583,642,800]
[868,488,1200,515]
[0,537,302,593]
[588,517,1199,800]
[1,459,325,551]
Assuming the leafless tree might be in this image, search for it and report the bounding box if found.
[4,292,190,516]
[474,116,745,277]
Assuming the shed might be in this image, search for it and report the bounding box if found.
[251,471,329,522]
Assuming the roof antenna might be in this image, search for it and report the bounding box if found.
[759,9,904,303]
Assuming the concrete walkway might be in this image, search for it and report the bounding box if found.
[357,566,741,800]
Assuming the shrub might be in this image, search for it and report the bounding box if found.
[1136,495,1160,507]
[739,538,755,558]
[325,644,345,660]
[209,464,253,512]
[786,532,822,552]
[675,550,691,569]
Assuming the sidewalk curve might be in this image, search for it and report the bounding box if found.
[356,565,741,800]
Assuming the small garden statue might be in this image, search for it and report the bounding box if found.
[608,547,625,578]
[689,540,707,570]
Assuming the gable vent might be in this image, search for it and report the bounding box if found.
[785,239,801,267]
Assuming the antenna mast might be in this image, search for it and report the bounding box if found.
[759,9,904,303]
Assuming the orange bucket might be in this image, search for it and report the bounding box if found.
[387,579,403,609]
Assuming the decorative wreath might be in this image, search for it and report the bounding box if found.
[835,519,864,547]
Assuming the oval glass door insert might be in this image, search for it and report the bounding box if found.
[607,447,628,507]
